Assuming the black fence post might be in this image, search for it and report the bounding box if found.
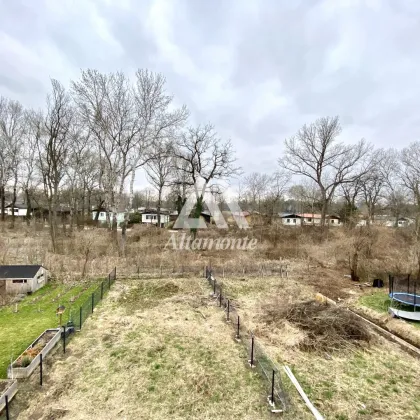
[5,394,9,420]
[219,286,222,307]
[213,279,217,295]
[101,281,104,300]
[40,353,43,386]
[226,299,230,321]
[91,293,94,313]
[270,370,275,405]
[79,306,82,329]
[249,335,255,367]
[236,316,240,339]
[108,273,111,289]
[63,325,66,354]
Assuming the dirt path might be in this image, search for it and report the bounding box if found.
[10,278,274,420]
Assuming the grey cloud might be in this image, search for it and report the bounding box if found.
[1,0,420,185]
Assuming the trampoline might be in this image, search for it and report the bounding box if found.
[388,275,420,321]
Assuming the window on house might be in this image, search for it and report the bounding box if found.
[153,215,157,220]
[287,219,290,223]
[331,219,334,224]
[308,218,312,222]
[293,219,296,224]
[12,279,27,283]
[146,215,151,220]
[100,212,105,217]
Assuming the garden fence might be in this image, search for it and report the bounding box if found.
[204,266,290,412]
[0,268,117,419]
[69,267,117,332]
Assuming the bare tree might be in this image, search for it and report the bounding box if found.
[35,80,73,251]
[264,171,290,220]
[280,116,371,227]
[244,172,271,212]
[145,142,173,228]
[174,124,240,237]
[0,98,26,227]
[400,142,420,231]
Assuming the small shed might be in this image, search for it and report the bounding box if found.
[0,265,49,296]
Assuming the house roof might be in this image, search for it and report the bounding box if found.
[279,213,301,218]
[5,202,27,209]
[0,265,43,279]
[298,213,340,219]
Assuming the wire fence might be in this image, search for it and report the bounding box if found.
[0,268,117,419]
[117,262,289,280]
[204,266,290,412]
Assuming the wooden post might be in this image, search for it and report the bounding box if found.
[79,306,82,329]
[91,293,94,313]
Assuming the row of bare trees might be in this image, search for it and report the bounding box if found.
[0,69,241,252]
[233,116,420,229]
[2,72,420,253]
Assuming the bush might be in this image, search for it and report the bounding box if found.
[129,212,142,224]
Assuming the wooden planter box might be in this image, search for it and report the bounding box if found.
[7,328,61,379]
[0,380,18,411]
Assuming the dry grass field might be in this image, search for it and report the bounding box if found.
[2,223,420,418]
[217,274,420,420]
[8,277,298,420]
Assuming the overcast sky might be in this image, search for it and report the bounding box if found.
[1,0,420,194]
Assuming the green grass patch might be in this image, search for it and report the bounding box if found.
[0,279,102,378]
[358,291,390,313]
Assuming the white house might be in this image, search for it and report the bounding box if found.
[279,213,302,226]
[299,213,342,226]
[0,265,49,295]
[91,210,126,226]
[142,211,170,227]
[2,203,31,217]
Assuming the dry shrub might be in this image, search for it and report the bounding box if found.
[261,300,371,352]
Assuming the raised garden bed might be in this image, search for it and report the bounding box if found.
[0,379,17,411]
[7,328,61,379]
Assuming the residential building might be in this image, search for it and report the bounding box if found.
[0,265,49,295]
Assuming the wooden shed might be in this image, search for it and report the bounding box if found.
[0,265,49,296]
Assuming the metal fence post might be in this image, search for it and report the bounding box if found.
[219,286,222,307]
[213,279,217,295]
[249,335,255,367]
[236,316,240,339]
[79,306,82,329]
[63,325,66,354]
[40,353,43,386]
[91,292,94,313]
[5,394,10,420]
[226,299,230,321]
[101,281,104,300]
[108,273,111,289]
[270,370,275,405]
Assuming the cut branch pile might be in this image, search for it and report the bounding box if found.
[262,300,371,352]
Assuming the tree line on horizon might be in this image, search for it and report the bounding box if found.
[1,69,420,253]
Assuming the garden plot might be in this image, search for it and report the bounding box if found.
[219,275,420,420]
[15,278,286,420]
[0,280,100,378]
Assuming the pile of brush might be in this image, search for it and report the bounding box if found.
[262,300,371,352]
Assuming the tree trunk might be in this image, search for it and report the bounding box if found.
[157,188,162,228]
[25,188,32,226]
[320,197,328,228]
[0,186,5,222]
[10,185,17,229]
